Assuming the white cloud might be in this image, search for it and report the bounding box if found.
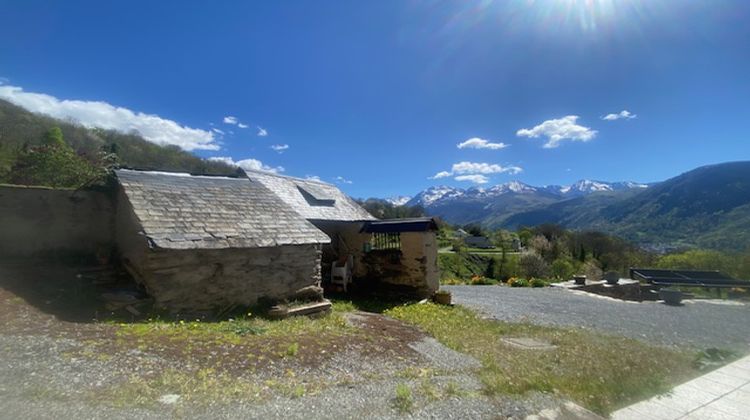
[305,175,322,182]
[211,128,225,135]
[454,174,489,184]
[208,156,284,174]
[225,116,253,129]
[0,85,218,151]
[429,161,522,183]
[429,171,453,180]
[270,144,289,153]
[334,176,353,184]
[457,137,508,150]
[257,126,268,137]
[0,77,9,85]
[451,161,522,175]
[516,115,597,148]
[602,110,637,121]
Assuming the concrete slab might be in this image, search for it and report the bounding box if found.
[500,337,557,351]
[703,389,750,417]
[611,400,683,420]
[611,355,750,420]
[683,406,744,419]
[702,370,750,389]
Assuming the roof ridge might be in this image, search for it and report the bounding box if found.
[242,168,335,187]
[116,168,244,181]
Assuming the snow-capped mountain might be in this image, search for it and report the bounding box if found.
[544,180,649,197]
[385,195,412,206]
[407,186,463,207]
[405,179,648,208]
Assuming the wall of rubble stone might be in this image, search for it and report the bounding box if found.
[311,220,370,278]
[0,184,114,259]
[126,242,323,311]
[360,231,439,297]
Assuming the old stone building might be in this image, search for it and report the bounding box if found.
[246,170,440,298]
[113,168,440,311]
[115,170,330,310]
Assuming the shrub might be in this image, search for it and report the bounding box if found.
[508,277,529,287]
[470,275,497,285]
[393,383,413,413]
[519,252,550,279]
[583,260,603,282]
[529,278,547,288]
[551,258,576,281]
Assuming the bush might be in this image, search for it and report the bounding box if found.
[519,252,550,279]
[507,277,529,287]
[470,275,497,285]
[551,258,576,281]
[529,278,547,288]
[583,260,603,282]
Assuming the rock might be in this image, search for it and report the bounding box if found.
[158,394,181,404]
[291,285,324,301]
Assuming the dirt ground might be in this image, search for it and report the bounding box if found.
[0,261,580,419]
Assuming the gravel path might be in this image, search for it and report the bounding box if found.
[446,286,750,352]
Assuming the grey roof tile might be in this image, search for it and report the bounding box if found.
[116,170,330,250]
[244,170,376,222]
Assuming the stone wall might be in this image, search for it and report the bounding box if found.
[311,220,371,279]
[0,184,114,259]
[360,232,439,297]
[130,244,323,311]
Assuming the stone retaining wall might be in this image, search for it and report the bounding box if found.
[133,244,324,311]
[0,184,114,260]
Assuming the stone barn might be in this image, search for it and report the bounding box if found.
[246,170,440,298]
[114,169,330,311]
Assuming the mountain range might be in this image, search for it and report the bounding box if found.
[389,162,750,251]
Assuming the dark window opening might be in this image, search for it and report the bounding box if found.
[370,232,401,251]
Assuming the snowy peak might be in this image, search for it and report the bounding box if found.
[560,179,649,196]
[404,179,648,207]
[407,185,464,206]
[490,181,537,194]
[385,195,412,206]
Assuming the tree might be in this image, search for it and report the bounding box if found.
[10,129,106,188]
[551,258,576,280]
[519,251,550,279]
[656,250,739,277]
[464,224,484,237]
[44,127,65,146]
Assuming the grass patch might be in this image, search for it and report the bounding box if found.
[393,383,414,414]
[383,302,699,415]
[114,308,354,345]
[105,368,266,407]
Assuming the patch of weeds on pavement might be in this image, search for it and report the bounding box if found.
[103,368,265,407]
[393,383,414,414]
[693,348,739,371]
[443,380,467,398]
[286,342,299,357]
[419,379,441,401]
[396,366,434,379]
[384,302,699,416]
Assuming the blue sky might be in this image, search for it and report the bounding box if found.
[1,0,749,198]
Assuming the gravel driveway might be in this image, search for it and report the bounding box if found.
[446,286,750,352]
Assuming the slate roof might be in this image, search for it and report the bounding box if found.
[116,170,330,250]
[244,170,377,222]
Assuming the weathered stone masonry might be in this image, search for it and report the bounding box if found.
[0,184,113,259]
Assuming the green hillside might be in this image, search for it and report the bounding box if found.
[505,162,750,251]
[0,99,237,185]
